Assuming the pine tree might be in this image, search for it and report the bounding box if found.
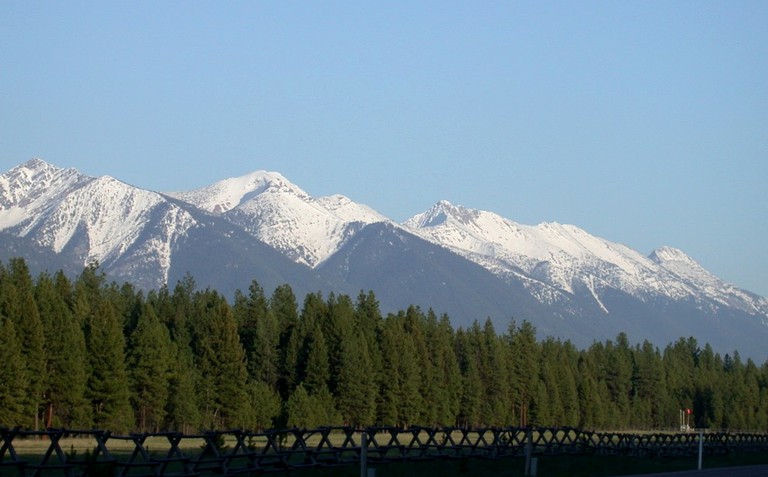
[455,327,483,428]
[479,318,510,425]
[663,337,699,422]
[0,258,46,428]
[35,272,90,428]
[234,281,280,388]
[285,383,340,428]
[424,311,460,426]
[129,303,173,432]
[272,284,300,399]
[604,333,634,428]
[334,328,377,426]
[354,291,385,424]
[506,320,538,427]
[403,306,434,425]
[155,277,201,433]
[84,298,134,432]
[195,293,249,429]
[632,340,668,429]
[355,291,384,381]
[166,340,201,433]
[0,315,28,426]
[246,380,281,430]
[325,293,355,396]
[554,340,581,426]
[302,324,331,394]
[576,355,604,428]
[395,312,423,427]
[377,313,422,427]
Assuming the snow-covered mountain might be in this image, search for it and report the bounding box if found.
[166,170,389,267]
[403,200,768,321]
[0,159,337,294]
[0,159,197,287]
[2,159,767,359]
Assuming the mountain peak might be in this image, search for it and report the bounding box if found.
[404,200,481,228]
[167,169,308,214]
[649,246,699,267]
[1,158,89,211]
[23,157,51,169]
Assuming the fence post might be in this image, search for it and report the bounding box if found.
[361,431,367,477]
[525,428,533,476]
[698,431,703,470]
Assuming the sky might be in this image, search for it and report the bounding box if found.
[1,1,766,297]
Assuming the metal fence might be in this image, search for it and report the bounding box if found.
[2,425,768,476]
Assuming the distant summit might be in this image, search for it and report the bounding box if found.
[2,158,767,359]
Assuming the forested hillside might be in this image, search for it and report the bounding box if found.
[1,258,766,433]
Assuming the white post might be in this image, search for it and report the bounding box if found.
[697,431,703,470]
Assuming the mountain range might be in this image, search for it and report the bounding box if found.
[2,158,767,360]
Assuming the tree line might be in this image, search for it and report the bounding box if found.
[0,258,766,433]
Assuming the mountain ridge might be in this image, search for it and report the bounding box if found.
[402,199,768,320]
[2,158,767,359]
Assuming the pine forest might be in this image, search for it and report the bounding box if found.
[1,258,767,434]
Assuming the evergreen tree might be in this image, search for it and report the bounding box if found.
[403,306,434,424]
[378,313,422,427]
[632,340,668,429]
[334,328,377,426]
[455,327,483,428]
[354,291,385,424]
[128,303,173,432]
[478,319,510,425]
[0,315,28,426]
[424,311,461,426]
[156,278,201,433]
[302,324,331,393]
[325,293,355,396]
[168,275,197,346]
[355,292,384,383]
[604,333,634,428]
[195,292,249,429]
[272,284,300,399]
[285,383,340,428]
[35,272,90,428]
[663,337,700,422]
[112,281,143,338]
[505,320,538,427]
[6,259,47,428]
[247,380,281,430]
[234,281,279,387]
[84,299,133,431]
[576,354,604,428]
[166,340,201,433]
[554,340,581,426]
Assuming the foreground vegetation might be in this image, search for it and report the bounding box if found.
[1,258,767,433]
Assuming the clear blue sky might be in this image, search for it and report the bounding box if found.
[1,1,766,296]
